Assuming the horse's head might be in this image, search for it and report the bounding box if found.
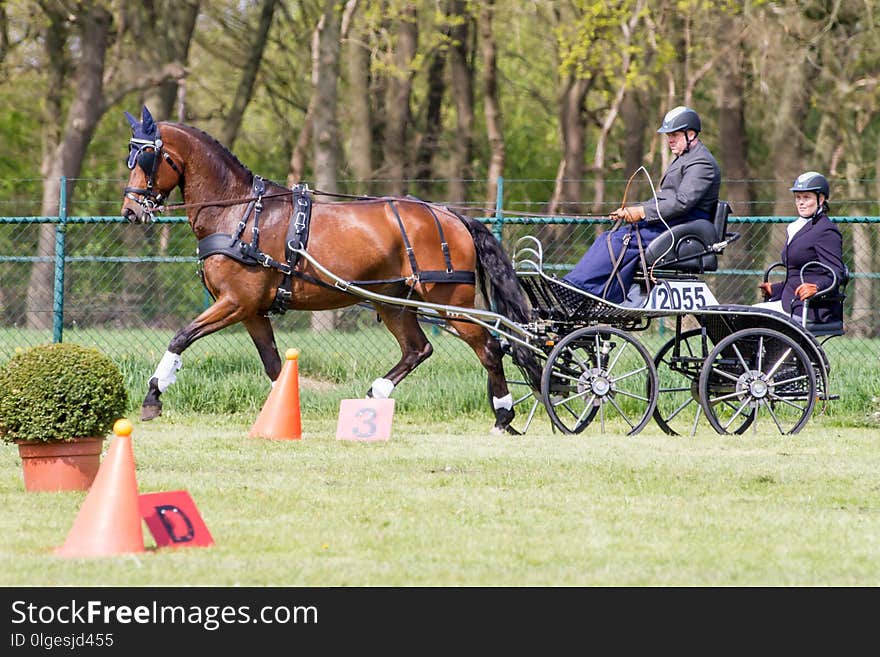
[121,106,183,223]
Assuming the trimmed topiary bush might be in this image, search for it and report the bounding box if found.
[0,343,128,443]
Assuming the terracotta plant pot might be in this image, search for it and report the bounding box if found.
[16,437,104,492]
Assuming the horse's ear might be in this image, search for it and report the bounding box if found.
[124,111,139,130]
[141,106,157,136]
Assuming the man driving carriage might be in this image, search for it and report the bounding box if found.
[563,105,721,303]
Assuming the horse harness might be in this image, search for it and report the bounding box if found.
[195,179,475,316]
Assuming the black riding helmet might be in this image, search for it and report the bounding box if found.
[789,171,830,199]
[657,106,702,134]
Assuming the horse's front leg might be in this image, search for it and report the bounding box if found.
[243,315,282,382]
[142,296,248,420]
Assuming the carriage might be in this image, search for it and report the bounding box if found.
[507,200,849,437]
[295,199,848,437]
[120,106,848,437]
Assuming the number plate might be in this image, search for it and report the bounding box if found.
[336,398,395,441]
[646,281,717,311]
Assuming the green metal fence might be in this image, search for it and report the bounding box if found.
[2,178,879,373]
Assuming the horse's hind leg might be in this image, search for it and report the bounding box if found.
[446,319,514,435]
[367,304,433,398]
[141,296,250,420]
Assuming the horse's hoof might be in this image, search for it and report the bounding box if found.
[490,425,505,435]
[505,425,522,436]
[140,405,162,421]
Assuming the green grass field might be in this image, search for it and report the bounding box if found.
[2,325,879,586]
[1,413,878,586]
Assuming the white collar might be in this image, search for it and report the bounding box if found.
[787,216,810,243]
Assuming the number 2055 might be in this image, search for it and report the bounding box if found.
[650,285,708,310]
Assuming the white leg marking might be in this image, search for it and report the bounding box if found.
[153,351,182,393]
[370,377,395,399]
[493,394,513,411]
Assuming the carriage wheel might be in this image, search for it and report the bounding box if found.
[653,328,754,436]
[540,326,658,435]
[698,328,816,435]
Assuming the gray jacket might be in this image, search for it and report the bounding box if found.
[640,140,721,226]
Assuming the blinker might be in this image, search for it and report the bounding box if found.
[137,149,157,174]
[126,137,162,173]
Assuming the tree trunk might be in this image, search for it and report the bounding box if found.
[131,0,200,120]
[559,75,589,216]
[413,42,446,198]
[220,0,277,148]
[716,17,753,303]
[479,0,504,214]
[770,64,808,216]
[716,17,750,215]
[381,3,417,197]
[342,0,373,194]
[310,0,342,333]
[621,89,645,183]
[288,17,322,185]
[27,5,112,331]
[590,2,642,215]
[846,152,875,338]
[446,0,474,204]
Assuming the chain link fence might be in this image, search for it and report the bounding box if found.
[2,178,879,384]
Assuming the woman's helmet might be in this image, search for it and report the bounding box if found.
[657,106,702,134]
[789,171,830,199]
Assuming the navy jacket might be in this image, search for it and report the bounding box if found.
[767,212,845,324]
[638,140,721,225]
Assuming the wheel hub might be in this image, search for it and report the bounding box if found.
[737,370,769,400]
[579,367,611,398]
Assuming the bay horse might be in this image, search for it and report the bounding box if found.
[120,106,541,433]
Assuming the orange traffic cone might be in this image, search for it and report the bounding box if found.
[249,348,302,440]
[55,419,145,558]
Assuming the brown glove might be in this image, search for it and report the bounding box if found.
[758,281,773,298]
[794,282,818,300]
[610,206,645,223]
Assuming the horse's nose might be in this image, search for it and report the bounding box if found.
[122,206,141,223]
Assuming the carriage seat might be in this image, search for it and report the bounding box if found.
[642,200,735,274]
[762,260,850,337]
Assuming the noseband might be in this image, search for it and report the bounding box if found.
[124,132,182,221]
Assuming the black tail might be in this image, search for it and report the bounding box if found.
[458,214,543,390]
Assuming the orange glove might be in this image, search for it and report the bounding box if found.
[610,206,645,223]
[758,281,773,298]
[795,282,818,300]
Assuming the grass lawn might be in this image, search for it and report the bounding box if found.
[1,411,878,587]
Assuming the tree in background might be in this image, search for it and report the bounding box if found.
[1,0,879,337]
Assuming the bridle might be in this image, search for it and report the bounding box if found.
[124,130,182,222]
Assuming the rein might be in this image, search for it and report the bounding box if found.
[599,168,656,301]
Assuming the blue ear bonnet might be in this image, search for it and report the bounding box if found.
[124,106,160,170]
[125,105,158,141]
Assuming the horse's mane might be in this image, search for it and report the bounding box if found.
[162,121,256,179]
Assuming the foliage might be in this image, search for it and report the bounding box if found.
[0,342,127,443]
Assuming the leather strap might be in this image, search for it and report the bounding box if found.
[601,220,630,301]
[634,225,653,297]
